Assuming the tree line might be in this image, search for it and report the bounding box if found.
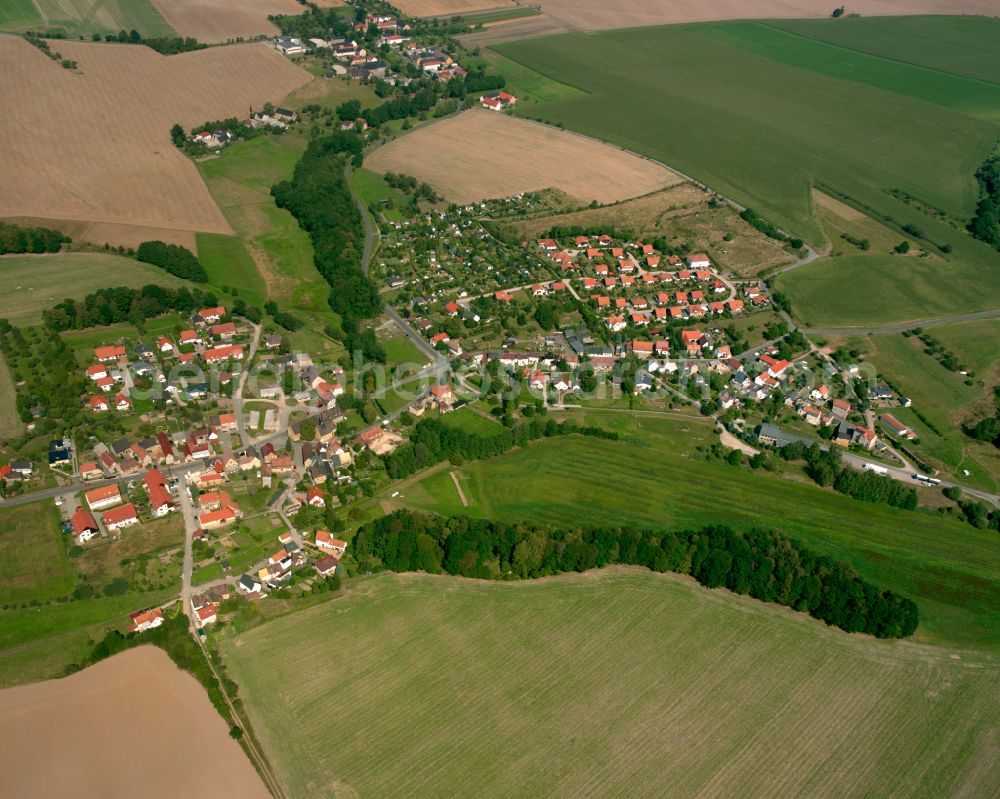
[271,130,382,343]
[740,208,804,249]
[0,221,70,254]
[778,441,918,510]
[385,415,618,479]
[42,284,220,332]
[355,510,920,639]
[136,240,208,282]
[969,155,1000,250]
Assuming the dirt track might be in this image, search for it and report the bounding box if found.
[367,110,683,205]
[0,37,309,246]
[0,646,270,799]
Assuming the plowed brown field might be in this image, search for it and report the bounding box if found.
[393,0,515,17]
[367,110,682,205]
[149,0,305,42]
[0,646,270,799]
[538,0,1000,30]
[0,37,309,245]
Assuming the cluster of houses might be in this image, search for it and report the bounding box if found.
[191,108,297,149]
[85,306,246,411]
[80,413,239,481]
[480,91,517,111]
[71,466,178,544]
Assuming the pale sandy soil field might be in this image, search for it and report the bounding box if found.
[460,16,571,47]
[0,36,309,247]
[149,0,304,41]
[0,646,270,799]
[393,0,515,17]
[367,110,682,205]
[539,0,1000,30]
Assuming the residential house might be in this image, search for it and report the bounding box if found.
[315,530,347,557]
[103,503,139,531]
[314,556,339,577]
[128,608,164,633]
[70,508,99,544]
[86,484,121,511]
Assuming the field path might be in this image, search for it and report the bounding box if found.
[450,471,469,507]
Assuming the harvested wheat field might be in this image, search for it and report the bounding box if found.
[538,0,1000,30]
[223,570,1000,799]
[459,14,572,47]
[367,110,682,205]
[0,646,270,799]
[149,0,305,42]
[0,36,309,245]
[393,0,515,17]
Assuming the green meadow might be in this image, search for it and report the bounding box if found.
[350,167,409,223]
[0,252,189,326]
[222,570,1000,799]
[496,18,1000,326]
[0,500,175,687]
[381,413,1000,651]
[0,0,43,31]
[195,233,266,306]
[199,136,340,325]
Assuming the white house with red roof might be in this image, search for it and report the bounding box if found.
[103,503,139,531]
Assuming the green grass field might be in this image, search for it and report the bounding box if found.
[381,413,1000,651]
[0,0,43,30]
[0,501,75,605]
[195,233,266,306]
[440,405,504,436]
[350,167,409,223]
[0,499,179,686]
[0,252,189,325]
[861,324,1000,490]
[770,15,1000,87]
[221,570,1000,799]
[496,19,1000,326]
[199,136,342,326]
[775,253,988,327]
[22,0,175,37]
[0,352,22,439]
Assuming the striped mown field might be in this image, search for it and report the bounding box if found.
[221,570,1000,799]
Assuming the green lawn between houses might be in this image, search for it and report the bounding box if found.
[220,570,1000,799]
[495,18,1000,328]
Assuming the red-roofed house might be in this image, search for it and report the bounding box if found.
[90,395,109,412]
[200,306,226,322]
[204,344,243,364]
[157,337,174,354]
[103,503,139,531]
[315,530,347,556]
[128,607,164,633]
[306,486,326,507]
[71,508,99,544]
[211,322,236,340]
[94,345,126,362]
